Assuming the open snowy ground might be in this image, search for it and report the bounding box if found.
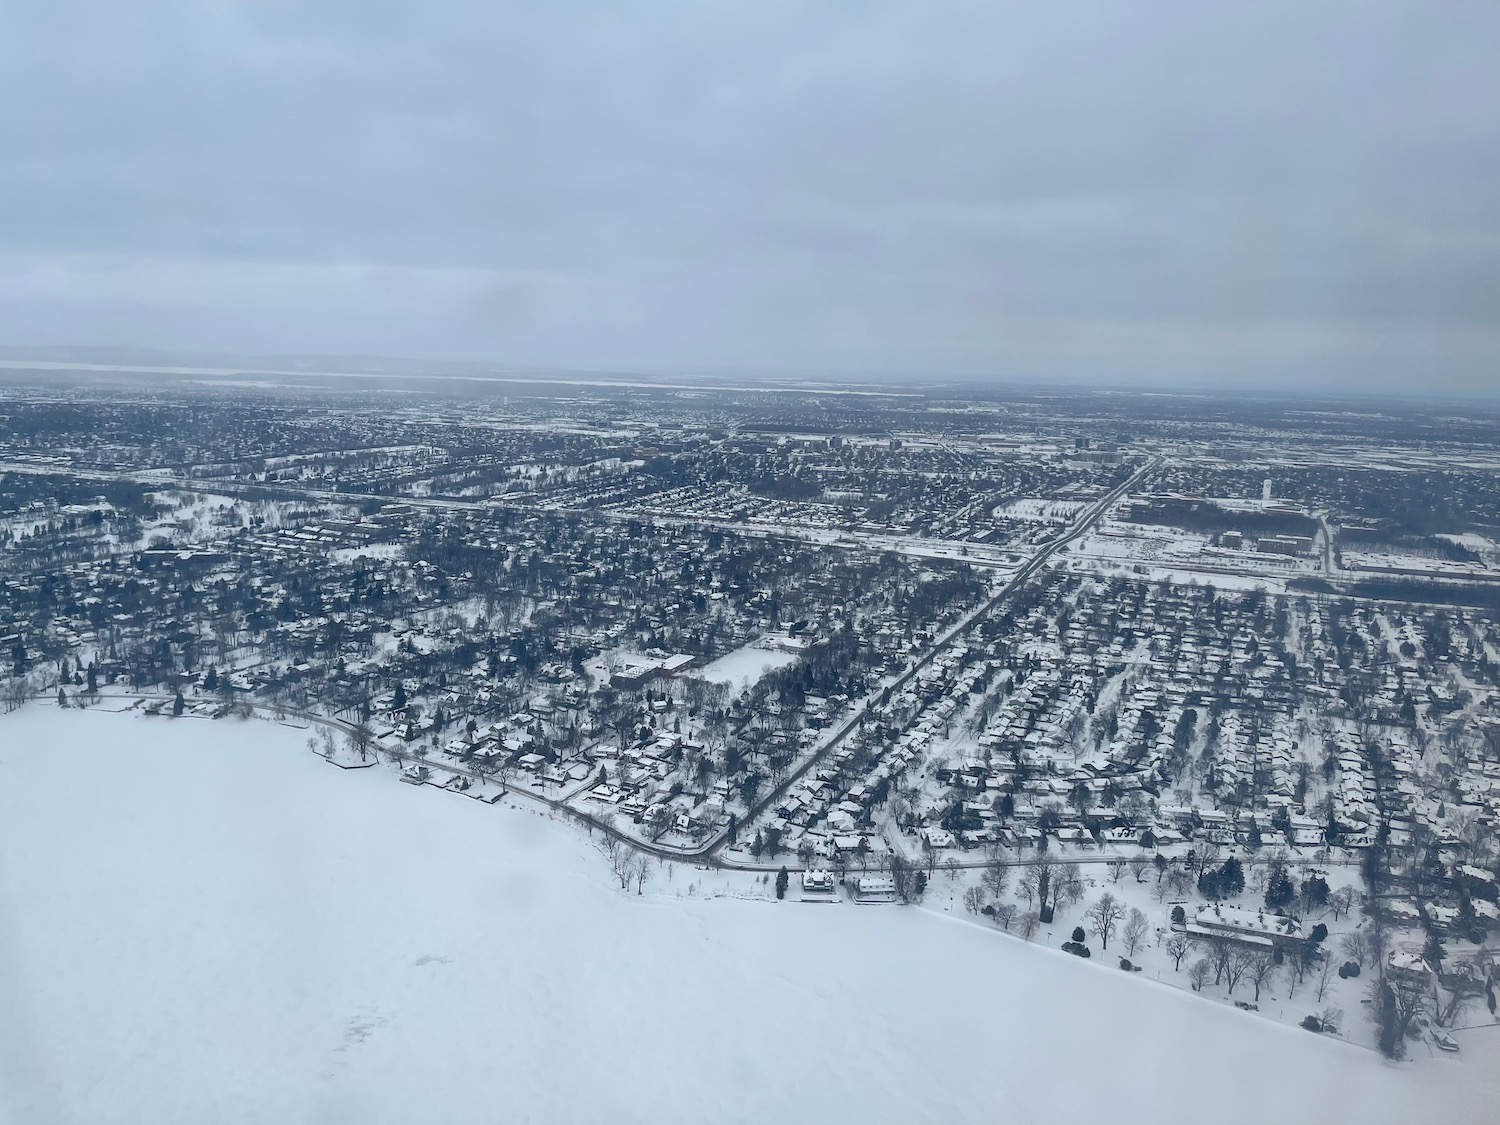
[696,643,800,691]
[1,708,1496,1125]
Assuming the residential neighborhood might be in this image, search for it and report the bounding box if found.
[5,374,1500,1065]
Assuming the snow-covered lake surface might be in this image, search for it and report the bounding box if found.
[697,643,800,690]
[2,708,1495,1125]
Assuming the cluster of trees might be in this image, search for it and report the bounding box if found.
[1079,893,1150,957]
[962,857,1041,939]
[1123,498,1318,540]
[1197,856,1245,900]
[603,828,655,894]
[1185,940,1282,1002]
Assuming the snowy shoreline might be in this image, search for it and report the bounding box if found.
[1,707,1496,1125]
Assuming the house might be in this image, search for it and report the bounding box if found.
[832,833,865,856]
[801,870,839,901]
[853,874,896,903]
[922,826,956,849]
[1387,947,1432,982]
[1188,904,1301,947]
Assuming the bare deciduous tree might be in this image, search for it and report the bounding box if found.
[1329,885,1358,920]
[607,836,636,890]
[1377,976,1431,1056]
[1435,983,1474,1029]
[1314,956,1336,1003]
[980,857,1010,901]
[1340,928,1373,969]
[1019,911,1041,941]
[3,675,33,713]
[1018,866,1040,908]
[1060,868,1085,909]
[1188,958,1212,991]
[1085,892,1126,950]
[1223,946,1257,995]
[1122,908,1149,957]
[631,854,654,895]
[1164,933,1191,970]
[1247,951,1278,1002]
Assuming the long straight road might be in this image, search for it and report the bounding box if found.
[30,453,1160,870]
[698,455,1160,862]
[0,457,1017,571]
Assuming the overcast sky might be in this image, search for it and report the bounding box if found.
[1,2,1496,394]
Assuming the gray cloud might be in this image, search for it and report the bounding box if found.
[1,1,1496,393]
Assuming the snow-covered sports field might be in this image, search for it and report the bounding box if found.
[1,708,1495,1124]
[696,643,800,691]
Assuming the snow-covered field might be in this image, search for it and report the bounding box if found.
[697,643,800,691]
[330,543,404,564]
[992,497,1086,522]
[1,708,1496,1125]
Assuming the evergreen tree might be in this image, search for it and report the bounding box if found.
[393,682,407,710]
[204,666,218,692]
[1265,868,1296,909]
[1271,805,1292,837]
[1219,856,1246,897]
[1198,867,1223,900]
[1377,982,1403,1059]
[775,866,789,900]
[1312,806,1338,843]
[172,691,185,717]
[1424,932,1446,974]
[1302,875,1330,911]
[1246,818,1263,849]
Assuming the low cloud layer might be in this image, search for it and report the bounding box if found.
[2,2,1496,393]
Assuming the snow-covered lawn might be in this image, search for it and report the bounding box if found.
[992,497,1086,522]
[330,543,404,564]
[1,708,1496,1125]
[696,643,800,691]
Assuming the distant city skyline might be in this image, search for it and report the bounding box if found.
[2,2,1496,396]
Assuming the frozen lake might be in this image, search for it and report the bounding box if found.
[1,707,1495,1124]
